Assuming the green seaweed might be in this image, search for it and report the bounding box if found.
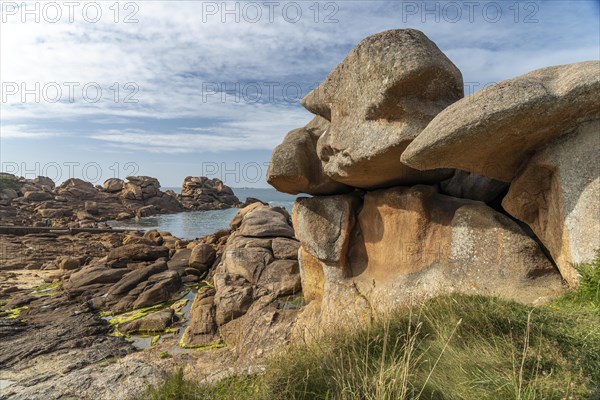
[31,282,62,298]
[5,306,29,319]
[178,336,225,350]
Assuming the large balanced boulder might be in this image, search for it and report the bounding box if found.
[401,61,600,182]
[292,186,565,329]
[267,116,353,195]
[301,29,462,189]
[502,120,600,286]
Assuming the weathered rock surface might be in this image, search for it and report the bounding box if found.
[402,61,600,182]
[292,194,359,265]
[103,178,124,193]
[189,243,216,272]
[23,191,53,202]
[181,204,302,352]
[502,119,600,286]
[238,206,295,238]
[267,116,353,195]
[301,29,461,189]
[180,287,218,348]
[292,185,565,329]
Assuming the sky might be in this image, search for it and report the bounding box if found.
[1,0,599,188]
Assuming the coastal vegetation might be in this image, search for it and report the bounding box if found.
[140,254,600,400]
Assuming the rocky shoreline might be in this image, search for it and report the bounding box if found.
[1,29,598,399]
[0,174,242,228]
[0,200,302,399]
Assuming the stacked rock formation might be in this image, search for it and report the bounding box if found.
[181,203,301,357]
[178,176,240,210]
[267,29,599,330]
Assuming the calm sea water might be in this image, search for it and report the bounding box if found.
[107,188,299,240]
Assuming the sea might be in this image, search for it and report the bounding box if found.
[107,188,299,240]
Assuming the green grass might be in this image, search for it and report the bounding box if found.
[137,255,600,400]
[141,369,262,400]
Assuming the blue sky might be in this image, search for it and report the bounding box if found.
[1,0,599,187]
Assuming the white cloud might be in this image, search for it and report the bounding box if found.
[0,124,65,138]
[1,0,598,154]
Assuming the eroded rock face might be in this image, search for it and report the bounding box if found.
[267,116,353,195]
[292,186,565,329]
[402,61,600,182]
[302,29,462,189]
[502,120,600,286]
